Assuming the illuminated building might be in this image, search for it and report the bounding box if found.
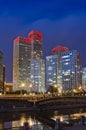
[46,46,68,91]
[82,67,86,90]
[52,46,68,92]
[0,51,5,93]
[13,30,45,92]
[46,46,82,92]
[29,31,45,92]
[30,59,45,93]
[28,30,42,59]
[62,50,82,92]
[13,36,31,91]
[46,54,58,90]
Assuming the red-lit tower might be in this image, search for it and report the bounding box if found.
[13,30,44,92]
[46,46,68,92]
[13,36,32,90]
[28,31,45,92]
[28,30,42,59]
[53,46,69,92]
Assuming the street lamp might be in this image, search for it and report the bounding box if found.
[21,83,25,87]
[54,84,58,88]
[29,84,33,88]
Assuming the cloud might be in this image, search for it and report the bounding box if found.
[27,12,86,65]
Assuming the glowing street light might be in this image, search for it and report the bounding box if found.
[54,84,58,88]
[29,84,33,88]
[73,89,77,93]
[21,83,25,87]
[79,86,82,91]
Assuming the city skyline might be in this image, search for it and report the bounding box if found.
[0,0,86,82]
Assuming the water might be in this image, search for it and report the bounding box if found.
[0,108,86,130]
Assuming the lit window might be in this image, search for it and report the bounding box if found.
[62,55,70,58]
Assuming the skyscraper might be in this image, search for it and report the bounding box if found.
[30,59,45,93]
[52,46,68,92]
[28,30,42,59]
[28,31,45,92]
[46,54,58,90]
[13,30,45,92]
[62,50,82,92]
[13,36,31,91]
[0,51,5,93]
[82,67,86,90]
[46,46,82,92]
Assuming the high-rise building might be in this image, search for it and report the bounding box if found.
[62,50,82,92]
[46,46,82,92]
[46,46,68,91]
[13,30,45,92]
[28,30,42,59]
[13,36,31,91]
[46,54,58,90]
[52,46,68,92]
[0,51,5,93]
[82,67,86,90]
[30,59,45,93]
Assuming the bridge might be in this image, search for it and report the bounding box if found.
[36,96,86,111]
[0,94,86,112]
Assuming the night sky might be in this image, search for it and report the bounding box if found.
[0,0,86,82]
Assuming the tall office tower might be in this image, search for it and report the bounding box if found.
[46,46,82,92]
[46,46,68,91]
[28,30,42,59]
[13,36,32,91]
[13,30,45,92]
[62,50,82,92]
[28,31,45,92]
[0,51,5,93]
[52,46,68,93]
[46,54,58,90]
[82,67,86,90]
[30,59,45,93]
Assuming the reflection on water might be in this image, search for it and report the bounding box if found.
[0,108,86,129]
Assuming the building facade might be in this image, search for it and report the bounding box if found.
[46,46,82,92]
[13,36,31,91]
[82,67,86,90]
[0,51,5,93]
[28,30,42,59]
[30,59,45,93]
[62,50,82,92]
[13,30,45,92]
[46,54,58,90]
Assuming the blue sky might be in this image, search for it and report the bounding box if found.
[0,0,86,82]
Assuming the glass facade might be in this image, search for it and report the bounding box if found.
[0,51,5,93]
[13,30,45,93]
[30,59,45,93]
[62,50,82,92]
[46,50,82,92]
[31,40,42,59]
[82,67,86,90]
[46,55,58,90]
[13,40,31,91]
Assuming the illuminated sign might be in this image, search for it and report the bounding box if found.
[14,36,31,44]
[52,46,69,53]
[28,30,42,42]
